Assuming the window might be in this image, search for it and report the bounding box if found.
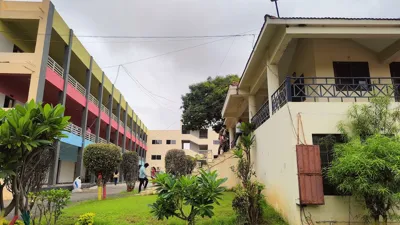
[151,155,162,160]
[199,145,208,150]
[312,134,346,196]
[333,62,371,90]
[166,140,176,145]
[3,96,15,108]
[182,126,190,134]
[151,140,162,144]
[199,129,208,139]
[213,140,220,145]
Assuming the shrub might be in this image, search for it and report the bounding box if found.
[121,151,139,192]
[2,220,24,225]
[75,213,95,225]
[149,170,227,225]
[29,189,71,225]
[185,155,196,174]
[83,143,122,186]
[165,149,187,176]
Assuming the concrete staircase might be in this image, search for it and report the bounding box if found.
[194,150,240,189]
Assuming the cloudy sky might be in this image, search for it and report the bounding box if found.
[51,0,400,130]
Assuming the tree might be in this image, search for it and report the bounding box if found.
[165,149,187,176]
[338,97,400,140]
[185,155,196,175]
[232,122,265,225]
[181,75,239,133]
[83,143,121,199]
[328,135,400,225]
[121,151,139,192]
[149,170,226,225]
[0,101,70,224]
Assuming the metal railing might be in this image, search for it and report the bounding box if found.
[85,131,96,142]
[47,56,64,78]
[112,114,118,122]
[198,150,213,163]
[99,137,107,144]
[120,120,124,128]
[272,76,400,114]
[67,75,86,96]
[251,100,270,130]
[88,94,99,106]
[101,104,109,115]
[64,123,82,136]
[126,127,131,134]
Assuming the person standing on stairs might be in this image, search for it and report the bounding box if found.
[233,119,243,148]
[139,163,149,193]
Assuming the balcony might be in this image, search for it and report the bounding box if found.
[99,137,107,144]
[85,131,96,143]
[101,104,109,115]
[271,76,399,115]
[64,123,82,136]
[251,100,270,130]
[88,93,99,107]
[112,114,118,122]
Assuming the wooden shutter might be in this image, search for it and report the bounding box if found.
[296,145,324,205]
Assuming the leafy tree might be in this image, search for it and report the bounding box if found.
[121,151,139,192]
[328,135,400,225]
[165,149,187,176]
[181,75,239,133]
[149,170,227,225]
[338,97,400,140]
[232,122,265,225]
[0,101,69,223]
[83,143,121,199]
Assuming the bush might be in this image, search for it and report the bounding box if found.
[149,170,227,225]
[83,143,122,186]
[165,149,187,176]
[2,220,24,225]
[121,151,139,192]
[75,213,95,225]
[29,189,71,225]
[185,155,196,174]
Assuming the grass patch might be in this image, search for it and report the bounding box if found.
[58,192,287,225]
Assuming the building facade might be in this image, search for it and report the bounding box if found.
[0,0,149,186]
[222,15,400,225]
[146,127,219,171]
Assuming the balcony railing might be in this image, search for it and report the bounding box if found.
[85,132,96,142]
[64,123,82,136]
[126,127,131,134]
[272,76,400,114]
[47,56,87,97]
[68,75,86,96]
[120,120,124,128]
[112,114,118,122]
[47,56,63,78]
[88,94,99,106]
[101,104,109,115]
[99,137,107,144]
[198,150,213,163]
[251,100,270,130]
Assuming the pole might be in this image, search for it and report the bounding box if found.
[271,0,280,18]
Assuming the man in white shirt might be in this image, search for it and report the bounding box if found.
[139,163,149,193]
[233,119,243,147]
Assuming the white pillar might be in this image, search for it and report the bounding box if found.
[267,64,279,114]
[228,127,234,149]
[248,95,257,121]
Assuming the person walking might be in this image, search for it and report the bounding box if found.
[113,170,119,185]
[139,163,149,193]
[233,119,243,147]
[218,125,228,155]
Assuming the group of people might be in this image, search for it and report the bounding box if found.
[112,163,158,193]
[218,119,243,154]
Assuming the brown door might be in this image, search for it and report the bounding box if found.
[390,62,400,101]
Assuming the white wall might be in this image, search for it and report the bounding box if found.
[0,33,13,52]
[0,93,5,108]
[58,160,75,183]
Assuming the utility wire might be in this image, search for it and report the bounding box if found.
[215,37,236,76]
[120,66,180,113]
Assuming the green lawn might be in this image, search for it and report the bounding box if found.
[58,192,287,225]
